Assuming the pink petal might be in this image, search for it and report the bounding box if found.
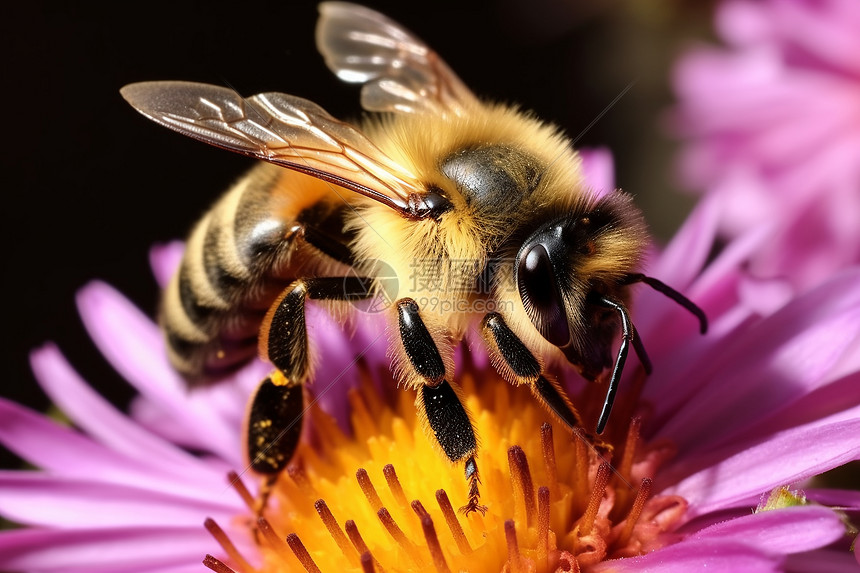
[579,147,615,197]
[805,488,860,510]
[665,418,860,518]
[0,398,149,481]
[691,505,846,554]
[644,193,720,293]
[0,399,240,505]
[785,547,860,572]
[592,539,779,572]
[0,526,232,573]
[0,471,239,528]
[718,372,860,452]
[655,270,860,450]
[598,505,848,572]
[149,241,184,289]
[29,344,206,473]
[75,281,239,463]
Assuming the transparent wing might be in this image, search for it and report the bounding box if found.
[316,2,479,116]
[120,81,428,214]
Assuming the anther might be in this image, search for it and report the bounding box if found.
[383,463,410,510]
[508,445,537,527]
[435,489,472,554]
[537,486,551,567]
[411,499,430,519]
[540,423,559,498]
[203,555,237,573]
[579,462,610,536]
[356,467,384,511]
[504,519,525,573]
[226,471,255,511]
[314,499,360,566]
[256,517,291,562]
[203,518,253,573]
[286,533,323,573]
[617,478,652,547]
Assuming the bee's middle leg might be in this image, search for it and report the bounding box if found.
[246,276,373,507]
[396,298,487,515]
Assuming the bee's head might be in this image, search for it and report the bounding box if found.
[514,193,647,351]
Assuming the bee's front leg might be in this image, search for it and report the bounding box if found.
[396,298,487,516]
[245,276,373,514]
[481,312,611,452]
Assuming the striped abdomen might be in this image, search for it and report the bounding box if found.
[161,163,353,384]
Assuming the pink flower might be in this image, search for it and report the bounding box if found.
[671,0,860,292]
[1,150,858,571]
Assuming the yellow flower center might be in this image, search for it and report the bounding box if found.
[205,363,687,572]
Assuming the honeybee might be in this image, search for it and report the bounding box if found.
[121,2,706,515]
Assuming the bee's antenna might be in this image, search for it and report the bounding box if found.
[624,273,708,334]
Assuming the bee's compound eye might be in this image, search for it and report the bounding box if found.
[516,243,571,347]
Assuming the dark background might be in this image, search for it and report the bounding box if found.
[3,1,716,469]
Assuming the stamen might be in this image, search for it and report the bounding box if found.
[413,501,450,573]
[537,486,551,568]
[225,471,255,511]
[203,554,237,573]
[356,467,384,511]
[345,520,382,572]
[286,533,323,573]
[540,423,559,498]
[314,499,360,566]
[383,463,410,510]
[435,489,472,554]
[579,462,610,536]
[618,417,641,483]
[378,507,424,565]
[360,552,376,573]
[504,519,525,573]
[348,387,379,440]
[256,517,292,562]
[344,519,370,553]
[203,518,253,573]
[287,463,319,500]
[617,478,652,547]
[307,399,346,451]
[610,416,642,521]
[572,429,590,513]
[508,445,537,527]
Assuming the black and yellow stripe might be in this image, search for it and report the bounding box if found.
[160,165,355,384]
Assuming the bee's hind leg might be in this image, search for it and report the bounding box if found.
[244,276,374,514]
[396,298,487,516]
